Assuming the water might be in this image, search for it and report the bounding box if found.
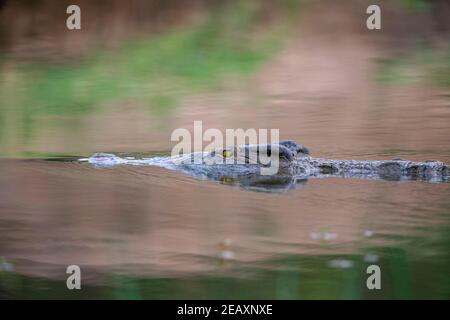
[1,0,449,299]
[1,67,450,299]
[0,133,449,298]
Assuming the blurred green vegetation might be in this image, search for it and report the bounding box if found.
[375,48,450,88]
[402,0,430,11]
[1,223,449,299]
[1,247,448,299]
[0,1,302,154]
[0,1,297,116]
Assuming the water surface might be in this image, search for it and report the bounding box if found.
[0,142,449,299]
[0,0,449,299]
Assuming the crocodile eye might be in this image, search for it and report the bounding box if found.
[223,150,233,158]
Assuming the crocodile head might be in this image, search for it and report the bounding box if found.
[278,140,310,157]
[208,141,307,167]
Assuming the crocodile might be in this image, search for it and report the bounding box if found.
[85,140,449,191]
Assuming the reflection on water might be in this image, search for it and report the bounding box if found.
[0,0,449,299]
[0,156,449,299]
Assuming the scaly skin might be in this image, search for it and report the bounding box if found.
[85,140,449,191]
